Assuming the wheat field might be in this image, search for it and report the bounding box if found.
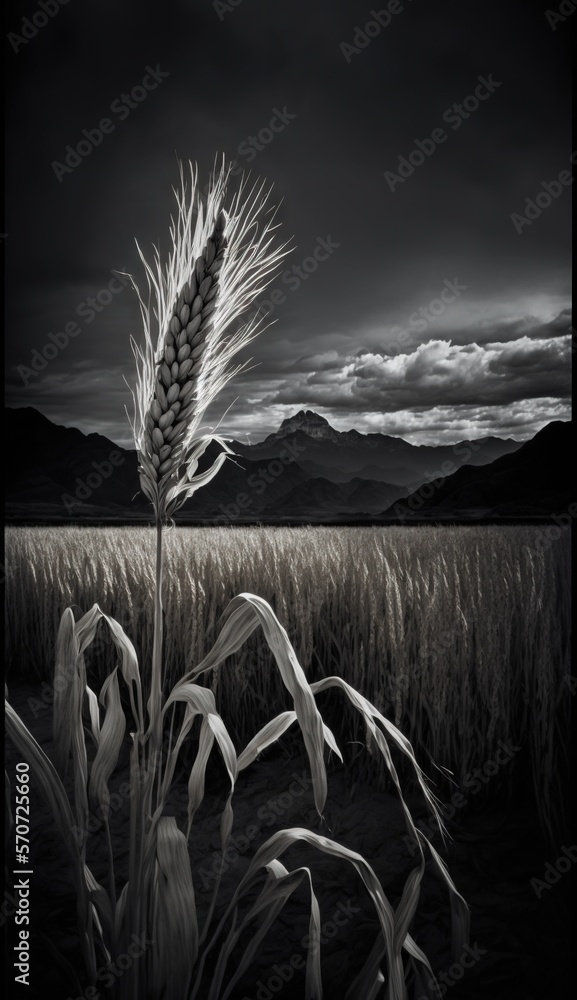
[5,524,570,846]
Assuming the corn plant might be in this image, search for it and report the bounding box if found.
[5,162,468,1000]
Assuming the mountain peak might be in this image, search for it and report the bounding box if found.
[280,409,330,427]
[271,410,339,442]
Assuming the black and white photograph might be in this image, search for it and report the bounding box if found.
[4,1,573,998]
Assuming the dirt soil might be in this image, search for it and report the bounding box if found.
[4,682,571,1000]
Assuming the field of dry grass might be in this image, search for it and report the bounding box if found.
[5,524,570,847]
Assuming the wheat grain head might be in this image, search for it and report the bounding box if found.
[128,158,290,522]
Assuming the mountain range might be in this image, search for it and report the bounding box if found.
[234,410,523,484]
[5,407,571,524]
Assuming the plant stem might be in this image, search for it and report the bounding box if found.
[150,519,164,771]
[132,517,164,1000]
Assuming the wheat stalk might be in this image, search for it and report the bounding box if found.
[128,159,291,796]
[130,158,290,525]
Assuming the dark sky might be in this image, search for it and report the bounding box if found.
[5,0,572,446]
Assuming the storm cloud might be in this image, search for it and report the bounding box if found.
[5,0,571,445]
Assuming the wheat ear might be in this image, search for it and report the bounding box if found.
[129,159,290,524]
[140,209,228,519]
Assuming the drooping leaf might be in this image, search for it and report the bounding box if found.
[180,593,341,816]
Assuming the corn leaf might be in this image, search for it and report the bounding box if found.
[5,699,99,983]
[181,593,339,816]
[213,863,320,1000]
[53,607,80,775]
[187,716,214,834]
[422,837,470,959]
[310,676,445,839]
[85,685,101,746]
[237,711,297,770]
[231,827,407,999]
[97,609,144,732]
[89,668,126,820]
[152,817,198,1000]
